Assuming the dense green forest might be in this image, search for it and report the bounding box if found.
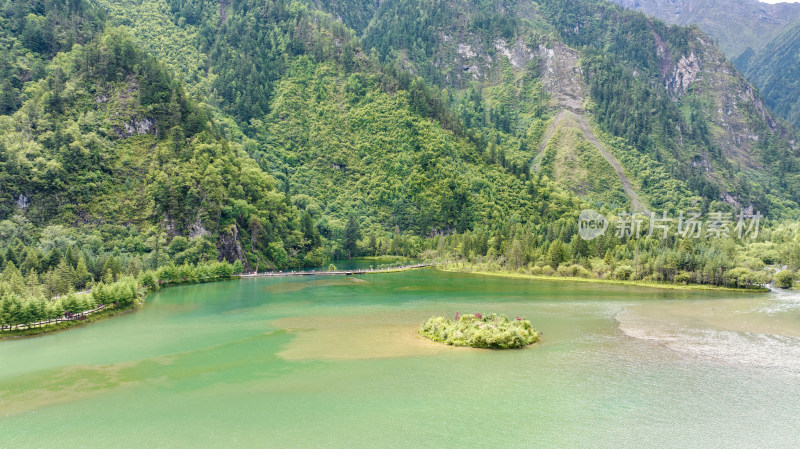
[0,1,328,275]
[738,20,800,130]
[606,0,800,131]
[1,0,799,331]
[354,0,800,216]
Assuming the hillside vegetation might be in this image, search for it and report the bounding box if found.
[0,0,799,313]
[609,0,800,131]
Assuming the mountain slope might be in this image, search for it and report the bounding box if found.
[0,0,322,270]
[608,0,800,60]
[352,0,799,214]
[739,21,800,130]
[608,0,800,130]
[0,0,798,293]
[98,0,800,217]
[91,0,584,235]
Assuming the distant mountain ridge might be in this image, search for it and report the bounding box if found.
[608,0,800,129]
[608,0,800,59]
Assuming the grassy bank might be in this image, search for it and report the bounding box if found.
[0,279,235,339]
[355,256,412,262]
[0,303,140,339]
[436,264,769,293]
[1,261,241,339]
[1,262,429,339]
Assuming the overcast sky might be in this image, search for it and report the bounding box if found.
[760,0,800,3]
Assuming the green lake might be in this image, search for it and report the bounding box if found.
[2,270,799,448]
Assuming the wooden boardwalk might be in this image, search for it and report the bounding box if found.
[238,263,432,279]
[2,264,433,332]
[1,304,107,332]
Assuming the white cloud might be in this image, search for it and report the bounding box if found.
[760,0,800,4]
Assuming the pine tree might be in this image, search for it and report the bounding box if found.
[1,262,25,296]
[368,233,378,256]
[21,249,40,275]
[604,250,613,266]
[507,238,525,270]
[65,246,79,268]
[46,298,65,321]
[547,240,565,269]
[56,259,76,294]
[300,212,321,249]
[103,268,114,284]
[45,248,61,272]
[102,256,122,281]
[4,247,17,268]
[571,236,589,261]
[75,255,91,290]
[343,215,361,259]
[24,270,41,298]
[42,270,55,300]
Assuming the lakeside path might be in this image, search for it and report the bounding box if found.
[239,264,433,279]
[2,264,434,337]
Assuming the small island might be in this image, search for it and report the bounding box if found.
[419,313,539,349]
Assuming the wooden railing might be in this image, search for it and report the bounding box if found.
[0,304,107,331]
[238,263,432,278]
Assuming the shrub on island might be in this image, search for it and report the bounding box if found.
[419,313,539,349]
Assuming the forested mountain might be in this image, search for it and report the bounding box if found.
[71,0,800,218]
[0,0,322,275]
[1,0,799,298]
[348,0,800,214]
[737,20,800,131]
[608,0,800,60]
[608,0,800,130]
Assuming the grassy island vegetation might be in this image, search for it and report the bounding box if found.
[419,313,539,349]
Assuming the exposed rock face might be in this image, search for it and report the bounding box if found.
[668,52,700,93]
[16,194,29,209]
[457,43,476,59]
[680,33,792,174]
[217,224,246,265]
[189,219,210,238]
[610,0,800,130]
[121,118,155,137]
[97,76,159,139]
[538,43,586,112]
[494,39,535,70]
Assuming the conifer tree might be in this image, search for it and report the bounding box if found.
[1,262,25,296]
[343,215,361,259]
[20,249,39,275]
[45,248,61,272]
[102,256,122,281]
[4,247,17,268]
[65,246,78,268]
[56,259,77,294]
[75,255,91,290]
[547,240,565,269]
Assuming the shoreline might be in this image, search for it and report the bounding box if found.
[3,262,768,339]
[238,263,430,279]
[1,264,431,339]
[436,265,770,293]
[0,304,140,339]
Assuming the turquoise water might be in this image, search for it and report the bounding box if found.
[2,270,799,447]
